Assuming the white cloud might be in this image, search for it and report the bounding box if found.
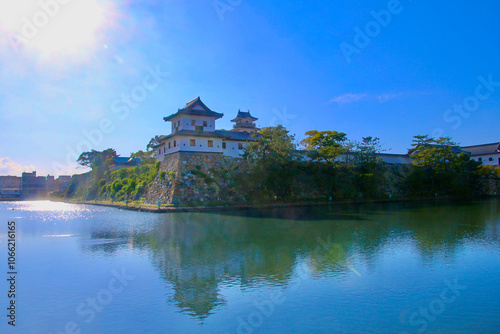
[330,93,368,105]
[376,92,404,103]
[0,157,37,176]
[330,91,422,105]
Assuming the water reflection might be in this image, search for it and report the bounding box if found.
[81,199,500,320]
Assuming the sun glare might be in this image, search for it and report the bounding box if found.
[0,0,112,60]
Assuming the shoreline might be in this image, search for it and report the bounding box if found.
[47,195,500,213]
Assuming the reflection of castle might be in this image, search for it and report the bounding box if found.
[137,213,297,319]
[79,201,496,320]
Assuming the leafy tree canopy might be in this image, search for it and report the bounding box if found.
[147,135,162,151]
[77,148,118,169]
[131,150,156,165]
[244,125,297,164]
[301,130,348,162]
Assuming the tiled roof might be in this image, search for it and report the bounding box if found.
[158,130,230,143]
[156,130,259,144]
[460,143,500,156]
[163,97,223,121]
[231,110,258,122]
[409,145,468,155]
[114,157,141,164]
[217,130,259,141]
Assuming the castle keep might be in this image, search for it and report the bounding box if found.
[147,97,259,204]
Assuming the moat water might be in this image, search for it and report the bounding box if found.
[1,199,499,333]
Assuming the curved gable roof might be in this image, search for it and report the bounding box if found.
[231,110,258,122]
[163,97,223,122]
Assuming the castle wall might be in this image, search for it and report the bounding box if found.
[146,151,245,205]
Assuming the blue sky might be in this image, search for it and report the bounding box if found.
[1,0,500,176]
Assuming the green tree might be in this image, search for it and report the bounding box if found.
[147,135,162,151]
[406,136,481,196]
[77,148,117,170]
[300,130,348,162]
[351,137,387,199]
[131,150,155,164]
[244,125,297,163]
[243,125,299,200]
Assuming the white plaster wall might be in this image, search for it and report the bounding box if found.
[473,153,500,166]
[169,115,216,133]
[157,138,250,160]
[178,137,223,153]
[222,141,247,158]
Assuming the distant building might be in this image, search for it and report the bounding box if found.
[0,176,21,191]
[0,176,22,199]
[377,153,412,165]
[155,97,259,161]
[108,157,142,171]
[46,175,71,194]
[461,143,500,166]
[0,173,71,199]
[21,171,47,198]
[337,152,412,165]
[1,188,21,199]
[57,181,71,194]
[46,175,55,193]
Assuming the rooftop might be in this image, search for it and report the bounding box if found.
[156,129,258,144]
[231,110,258,122]
[460,143,500,156]
[163,97,224,122]
[114,157,141,164]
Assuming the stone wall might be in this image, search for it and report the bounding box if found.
[145,151,246,205]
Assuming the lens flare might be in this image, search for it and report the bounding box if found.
[0,0,114,62]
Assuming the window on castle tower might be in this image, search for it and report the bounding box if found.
[203,121,208,127]
[208,140,213,148]
[238,143,243,150]
[190,139,196,146]
[174,140,176,147]
[222,142,226,149]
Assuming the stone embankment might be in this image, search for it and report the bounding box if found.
[145,151,245,205]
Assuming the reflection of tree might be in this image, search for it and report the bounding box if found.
[83,199,499,320]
